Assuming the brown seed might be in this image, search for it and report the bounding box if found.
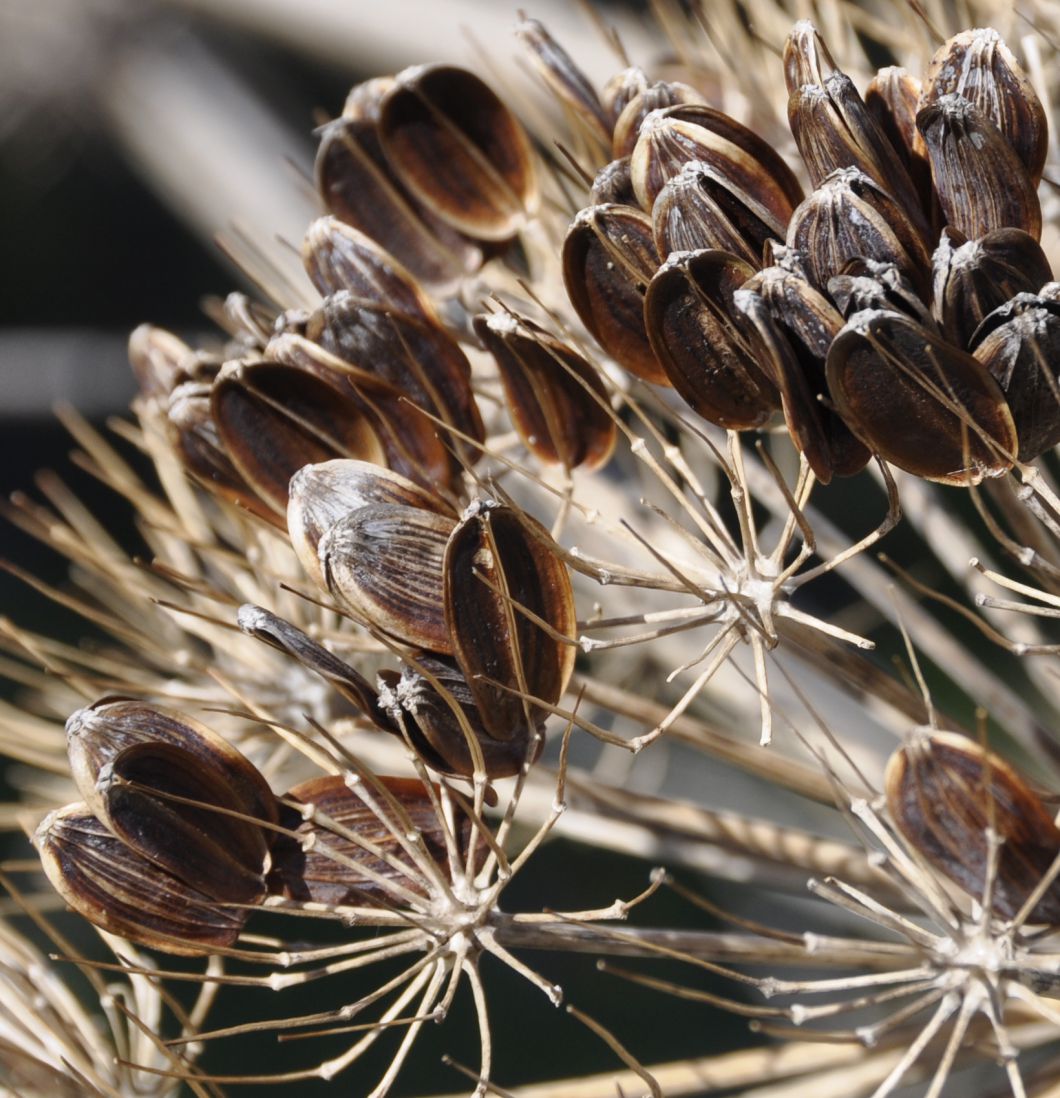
[782,20,837,94]
[651,160,785,267]
[473,312,616,471]
[562,203,667,385]
[270,774,466,906]
[378,65,537,241]
[735,271,868,481]
[591,157,638,207]
[315,109,482,291]
[36,804,248,956]
[932,227,1053,350]
[287,458,453,591]
[886,732,1060,922]
[302,216,438,324]
[212,360,385,513]
[444,500,576,742]
[917,95,1041,241]
[970,287,1060,461]
[827,258,936,329]
[320,502,456,653]
[307,291,485,468]
[129,325,193,403]
[611,79,706,159]
[786,168,931,297]
[826,308,1017,485]
[644,250,778,429]
[381,654,543,780]
[920,28,1047,184]
[602,67,650,131]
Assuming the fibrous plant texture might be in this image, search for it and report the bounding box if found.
[8,1,1060,1095]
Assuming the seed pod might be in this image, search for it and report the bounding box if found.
[237,603,397,730]
[591,157,638,207]
[651,160,785,266]
[920,28,1047,184]
[932,227,1052,350]
[444,500,576,742]
[269,774,467,906]
[36,804,248,955]
[645,250,778,429]
[211,360,385,514]
[381,654,542,779]
[865,66,922,166]
[826,308,1017,484]
[321,502,456,653]
[612,80,705,159]
[516,16,610,145]
[917,95,1041,241]
[129,325,193,403]
[631,105,803,220]
[166,380,281,526]
[827,258,935,329]
[783,21,837,94]
[786,168,931,297]
[970,287,1060,460]
[301,216,438,324]
[562,203,666,385]
[307,292,485,467]
[736,270,868,481]
[886,732,1060,923]
[378,65,537,241]
[472,313,616,470]
[602,67,649,128]
[265,332,455,493]
[287,458,453,590]
[315,109,482,291]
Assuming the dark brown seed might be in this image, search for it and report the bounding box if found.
[630,104,804,220]
[307,292,485,468]
[886,732,1060,922]
[379,65,537,241]
[651,160,785,266]
[917,95,1041,241]
[611,79,705,159]
[865,66,922,165]
[827,258,935,329]
[591,157,638,207]
[302,216,438,323]
[786,168,931,297]
[782,20,837,94]
[826,308,1017,484]
[211,360,385,514]
[36,804,248,956]
[920,28,1047,184]
[381,654,543,780]
[237,604,397,731]
[287,458,453,590]
[970,287,1060,460]
[932,227,1053,350]
[644,250,778,429]
[270,774,465,906]
[315,112,482,291]
[562,203,667,385]
[473,313,616,470]
[320,502,456,653]
[444,501,576,742]
[735,271,868,481]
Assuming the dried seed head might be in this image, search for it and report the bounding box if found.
[562,203,667,385]
[826,308,1017,484]
[931,226,1053,349]
[644,249,779,429]
[920,28,1047,184]
[917,94,1041,241]
[885,731,1060,922]
[36,804,249,956]
[269,774,464,906]
[786,168,931,297]
[287,458,452,591]
[970,286,1060,460]
[444,500,576,742]
[472,312,616,471]
[321,502,456,652]
[211,359,385,513]
[379,64,538,240]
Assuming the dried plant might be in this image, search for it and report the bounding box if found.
[8,1,1060,1095]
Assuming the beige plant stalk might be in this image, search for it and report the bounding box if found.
[5,1,1060,1096]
